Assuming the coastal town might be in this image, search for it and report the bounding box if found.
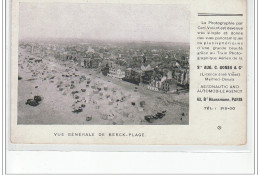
[18,40,189,125]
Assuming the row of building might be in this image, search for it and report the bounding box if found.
[20,42,189,93]
[79,57,189,93]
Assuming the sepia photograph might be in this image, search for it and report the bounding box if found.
[17,3,190,125]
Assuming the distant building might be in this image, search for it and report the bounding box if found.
[87,47,95,53]
[91,59,100,68]
[80,58,100,69]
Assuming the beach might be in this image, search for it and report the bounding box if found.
[18,48,189,125]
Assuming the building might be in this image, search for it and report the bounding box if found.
[125,68,132,79]
[80,58,100,69]
[147,74,177,93]
[122,68,141,85]
[147,78,160,91]
[141,69,154,84]
[140,64,154,84]
[107,65,126,79]
[176,69,189,88]
[161,78,177,93]
[131,68,142,83]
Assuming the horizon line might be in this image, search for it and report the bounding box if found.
[19,37,190,44]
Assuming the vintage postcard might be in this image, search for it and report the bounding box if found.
[10,0,247,145]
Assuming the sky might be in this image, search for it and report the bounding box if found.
[19,3,190,43]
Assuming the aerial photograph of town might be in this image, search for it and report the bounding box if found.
[17,3,190,125]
